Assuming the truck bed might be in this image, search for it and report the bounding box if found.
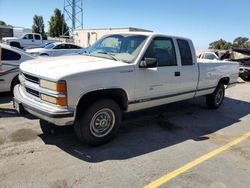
[196,59,239,96]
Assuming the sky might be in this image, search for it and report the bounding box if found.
[0,0,250,49]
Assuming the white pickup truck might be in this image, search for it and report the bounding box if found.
[14,33,239,146]
[2,33,54,49]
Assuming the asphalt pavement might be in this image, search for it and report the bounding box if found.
[0,82,249,188]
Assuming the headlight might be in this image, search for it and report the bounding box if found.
[40,80,67,92]
[40,94,67,106]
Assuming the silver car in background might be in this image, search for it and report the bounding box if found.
[0,43,35,93]
[25,42,85,57]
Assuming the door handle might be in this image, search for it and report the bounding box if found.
[175,71,181,77]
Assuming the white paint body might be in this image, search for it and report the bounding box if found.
[16,33,239,125]
[0,44,35,92]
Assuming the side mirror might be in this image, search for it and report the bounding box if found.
[140,58,158,68]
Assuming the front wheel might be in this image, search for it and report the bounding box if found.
[206,83,225,109]
[10,42,21,48]
[74,99,121,146]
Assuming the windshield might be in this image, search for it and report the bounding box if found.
[88,34,148,63]
[44,43,56,49]
[40,42,53,48]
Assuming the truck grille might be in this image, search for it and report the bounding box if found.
[23,73,39,84]
[20,71,66,107]
[25,87,40,98]
[21,72,40,98]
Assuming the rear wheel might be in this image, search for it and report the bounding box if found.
[206,83,225,109]
[74,99,121,146]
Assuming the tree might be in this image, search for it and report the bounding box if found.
[209,39,232,50]
[48,9,69,37]
[233,37,250,48]
[32,15,45,37]
[0,20,7,26]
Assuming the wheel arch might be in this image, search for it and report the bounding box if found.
[10,74,20,93]
[40,53,49,56]
[76,88,129,118]
[218,77,230,86]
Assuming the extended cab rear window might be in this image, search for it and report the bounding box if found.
[34,35,41,40]
[177,39,193,65]
[1,48,21,61]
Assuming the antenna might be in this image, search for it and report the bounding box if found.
[62,0,83,36]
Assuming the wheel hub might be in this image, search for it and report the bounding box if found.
[215,89,223,105]
[90,108,115,138]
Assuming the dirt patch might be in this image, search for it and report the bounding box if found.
[0,128,6,145]
[9,129,37,142]
[231,146,250,160]
[0,136,5,145]
[50,179,68,188]
[156,115,182,132]
[207,133,231,144]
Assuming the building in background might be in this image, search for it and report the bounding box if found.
[0,26,32,40]
[73,27,153,47]
[13,27,32,38]
[0,25,13,40]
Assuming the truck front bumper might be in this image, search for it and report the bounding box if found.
[13,85,75,126]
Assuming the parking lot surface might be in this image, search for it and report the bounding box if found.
[0,82,250,188]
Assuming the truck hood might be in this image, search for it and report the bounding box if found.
[20,55,133,80]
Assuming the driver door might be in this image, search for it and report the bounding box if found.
[133,37,181,110]
[21,34,34,48]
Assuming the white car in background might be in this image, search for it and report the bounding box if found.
[0,44,35,93]
[2,33,55,49]
[198,51,219,60]
[26,42,85,57]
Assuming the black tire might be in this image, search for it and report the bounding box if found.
[10,42,21,49]
[40,53,49,56]
[240,75,250,81]
[206,83,225,109]
[74,99,121,146]
[11,76,20,94]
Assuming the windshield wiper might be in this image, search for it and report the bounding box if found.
[96,52,118,61]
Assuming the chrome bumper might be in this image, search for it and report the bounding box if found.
[14,85,75,126]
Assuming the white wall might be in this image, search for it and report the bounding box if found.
[73,28,152,48]
[13,28,32,38]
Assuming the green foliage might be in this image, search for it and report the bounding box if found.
[209,39,232,50]
[48,9,69,37]
[233,37,250,48]
[0,20,7,26]
[32,15,45,37]
[209,37,250,50]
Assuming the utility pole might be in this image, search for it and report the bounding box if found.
[62,0,83,37]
